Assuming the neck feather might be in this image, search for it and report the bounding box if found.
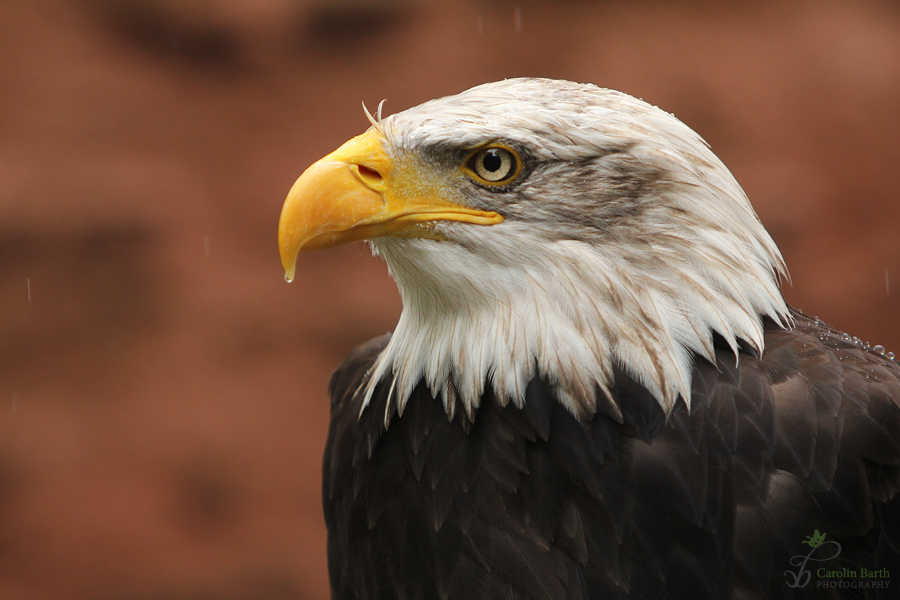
[361,221,789,425]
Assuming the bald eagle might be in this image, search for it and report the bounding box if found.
[278,79,900,600]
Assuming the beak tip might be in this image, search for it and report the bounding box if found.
[278,219,300,283]
[281,254,298,283]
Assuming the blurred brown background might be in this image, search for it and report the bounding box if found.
[1,0,898,598]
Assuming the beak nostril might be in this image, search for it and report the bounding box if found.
[356,164,383,185]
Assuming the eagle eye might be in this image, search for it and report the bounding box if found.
[464,145,521,186]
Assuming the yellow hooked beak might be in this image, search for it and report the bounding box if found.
[277,129,504,282]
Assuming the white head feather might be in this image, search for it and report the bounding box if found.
[359,78,789,423]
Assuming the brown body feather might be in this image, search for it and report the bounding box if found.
[322,310,900,600]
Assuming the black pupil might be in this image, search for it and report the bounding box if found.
[482,149,503,172]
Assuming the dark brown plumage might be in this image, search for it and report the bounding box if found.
[323,310,900,599]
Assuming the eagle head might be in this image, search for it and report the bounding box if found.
[278,78,789,423]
